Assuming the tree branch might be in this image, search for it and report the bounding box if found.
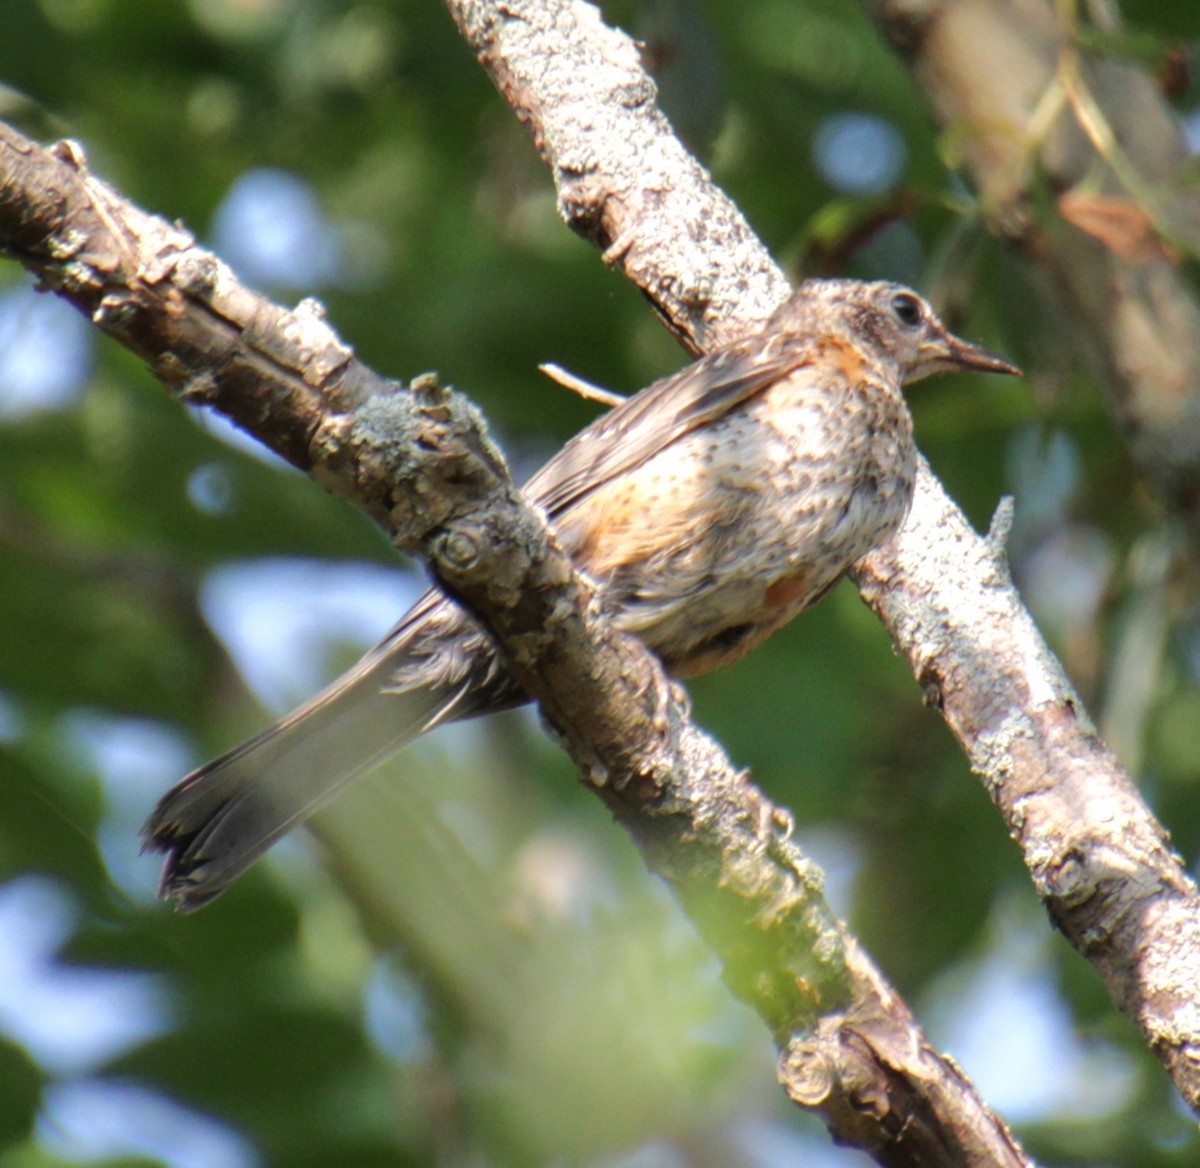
[857,470,1200,1110]
[442,0,1200,1117]
[444,0,791,352]
[0,119,1031,1165]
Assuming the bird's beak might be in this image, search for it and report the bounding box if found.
[934,333,1021,377]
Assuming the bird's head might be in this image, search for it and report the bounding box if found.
[776,279,1020,386]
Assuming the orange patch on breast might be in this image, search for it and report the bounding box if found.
[818,335,868,384]
[764,570,812,610]
[567,475,700,576]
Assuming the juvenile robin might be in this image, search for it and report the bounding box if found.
[144,279,1018,908]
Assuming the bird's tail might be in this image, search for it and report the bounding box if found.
[142,592,512,910]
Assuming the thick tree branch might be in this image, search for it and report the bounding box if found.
[859,0,1200,1106]
[444,0,790,353]
[857,472,1200,1107]
[442,0,1200,1116]
[0,120,1029,1166]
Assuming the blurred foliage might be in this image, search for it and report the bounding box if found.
[1,1,1199,1166]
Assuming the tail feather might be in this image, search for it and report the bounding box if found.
[142,592,515,910]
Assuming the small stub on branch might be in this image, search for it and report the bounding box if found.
[985,495,1015,581]
[780,1039,835,1106]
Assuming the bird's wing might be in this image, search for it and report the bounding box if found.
[525,333,813,519]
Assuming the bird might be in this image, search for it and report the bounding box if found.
[143,279,1019,909]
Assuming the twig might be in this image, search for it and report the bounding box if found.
[539,361,626,406]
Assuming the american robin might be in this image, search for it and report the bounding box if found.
[144,279,1018,908]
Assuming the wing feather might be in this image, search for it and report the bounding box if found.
[525,334,812,519]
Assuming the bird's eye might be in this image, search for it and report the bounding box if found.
[891,293,923,328]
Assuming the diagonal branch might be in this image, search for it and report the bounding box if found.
[443,0,1200,1117]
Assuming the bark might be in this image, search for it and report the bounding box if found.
[857,472,1200,1110]
[444,0,791,352]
